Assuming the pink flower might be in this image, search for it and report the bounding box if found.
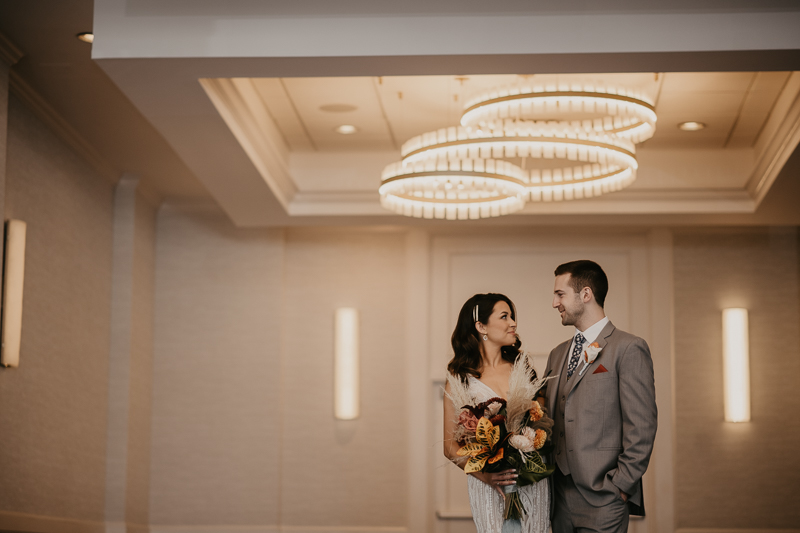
[458,410,479,432]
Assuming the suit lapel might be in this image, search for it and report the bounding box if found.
[565,321,616,395]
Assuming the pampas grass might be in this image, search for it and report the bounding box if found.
[505,353,553,435]
[445,372,477,415]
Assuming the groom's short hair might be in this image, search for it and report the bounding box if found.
[554,260,609,308]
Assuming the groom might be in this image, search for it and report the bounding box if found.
[544,260,657,533]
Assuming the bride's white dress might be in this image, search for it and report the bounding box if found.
[466,376,550,533]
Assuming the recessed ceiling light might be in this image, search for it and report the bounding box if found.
[678,121,706,131]
[320,104,357,113]
[76,32,94,43]
[335,125,358,135]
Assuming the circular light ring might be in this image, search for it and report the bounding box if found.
[461,89,657,143]
[382,156,528,183]
[380,193,526,220]
[401,134,637,172]
[494,118,653,143]
[379,158,527,220]
[528,167,637,203]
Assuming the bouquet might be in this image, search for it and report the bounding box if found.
[446,354,555,528]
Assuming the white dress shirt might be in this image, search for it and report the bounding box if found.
[564,316,610,372]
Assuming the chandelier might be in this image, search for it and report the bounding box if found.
[379,83,657,220]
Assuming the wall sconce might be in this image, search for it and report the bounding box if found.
[722,308,750,422]
[334,307,360,420]
[1,220,27,368]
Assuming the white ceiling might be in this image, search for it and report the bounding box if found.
[3,0,799,227]
[252,72,790,153]
[203,71,798,211]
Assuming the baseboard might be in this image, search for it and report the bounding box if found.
[0,516,407,533]
[279,528,406,533]
[150,526,406,533]
[677,529,800,533]
[0,511,106,533]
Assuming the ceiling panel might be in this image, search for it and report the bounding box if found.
[249,71,788,155]
[251,78,315,151]
[659,72,755,94]
[727,71,792,148]
[281,77,394,151]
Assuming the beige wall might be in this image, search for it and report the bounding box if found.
[149,207,284,525]
[673,228,800,529]
[0,95,114,522]
[281,227,407,529]
[127,190,157,527]
[149,211,408,530]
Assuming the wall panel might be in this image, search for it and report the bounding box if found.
[280,228,408,529]
[0,95,114,524]
[674,228,800,529]
[150,207,283,525]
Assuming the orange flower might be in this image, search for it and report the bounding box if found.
[529,400,544,422]
[533,429,547,450]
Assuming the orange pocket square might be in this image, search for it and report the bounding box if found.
[593,364,608,374]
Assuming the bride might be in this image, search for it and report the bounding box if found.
[443,293,550,533]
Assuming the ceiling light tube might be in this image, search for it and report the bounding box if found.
[722,308,750,423]
[1,220,27,368]
[334,308,360,420]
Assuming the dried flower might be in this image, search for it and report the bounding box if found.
[529,400,543,422]
[489,414,506,425]
[486,401,503,416]
[458,410,479,432]
[583,342,602,364]
[509,434,535,452]
[533,429,547,450]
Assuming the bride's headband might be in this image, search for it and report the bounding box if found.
[473,304,479,323]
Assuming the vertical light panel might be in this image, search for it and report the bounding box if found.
[722,308,750,422]
[1,220,27,368]
[334,307,360,420]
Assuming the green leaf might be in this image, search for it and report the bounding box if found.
[523,452,546,474]
[516,452,557,486]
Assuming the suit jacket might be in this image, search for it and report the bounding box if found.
[544,320,657,515]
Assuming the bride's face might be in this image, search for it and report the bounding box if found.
[478,301,518,347]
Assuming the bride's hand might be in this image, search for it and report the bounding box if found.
[471,469,518,498]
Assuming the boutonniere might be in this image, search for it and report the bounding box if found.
[578,342,602,376]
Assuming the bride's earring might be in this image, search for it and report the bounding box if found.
[483,334,488,341]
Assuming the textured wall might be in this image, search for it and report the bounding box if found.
[150,207,284,525]
[126,192,156,526]
[149,212,408,530]
[280,228,407,529]
[673,228,800,529]
[0,95,114,521]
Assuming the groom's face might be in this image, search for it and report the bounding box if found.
[553,273,584,326]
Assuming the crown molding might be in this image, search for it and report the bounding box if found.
[9,71,120,184]
[0,31,24,67]
[200,77,297,210]
[747,72,800,206]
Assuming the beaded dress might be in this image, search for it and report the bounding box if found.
[466,376,550,533]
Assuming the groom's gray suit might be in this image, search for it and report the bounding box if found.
[545,320,657,527]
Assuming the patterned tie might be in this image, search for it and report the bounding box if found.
[567,333,586,379]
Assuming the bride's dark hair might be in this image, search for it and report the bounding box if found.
[448,293,522,381]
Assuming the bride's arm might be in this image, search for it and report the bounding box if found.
[443,380,518,498]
